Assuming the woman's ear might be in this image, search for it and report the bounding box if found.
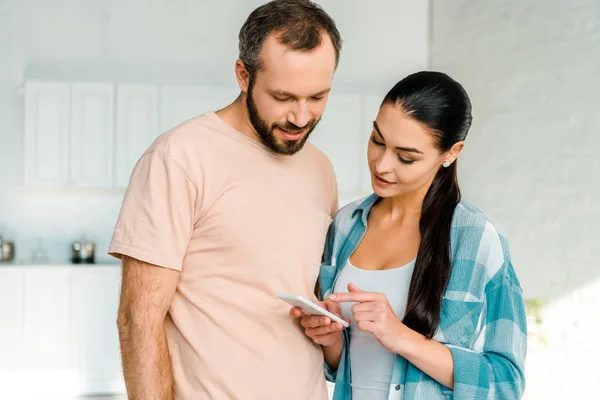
[443,141,465,166]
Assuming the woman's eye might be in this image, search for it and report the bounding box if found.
[370,136,384,146]
[397,156,415,165]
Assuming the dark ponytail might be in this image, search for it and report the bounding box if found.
[382,71,472,338]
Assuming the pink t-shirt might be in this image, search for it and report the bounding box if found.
[109,112,337,399]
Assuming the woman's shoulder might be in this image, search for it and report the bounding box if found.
[452,201,508,240]
[451,201,520,288]
[321,195,375,253]
[331,194,375,228]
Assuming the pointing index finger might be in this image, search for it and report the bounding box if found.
[328,291,378,303]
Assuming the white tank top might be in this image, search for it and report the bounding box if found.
[333,258,415,400]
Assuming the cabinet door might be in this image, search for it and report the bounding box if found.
[22,269,72,373]
[70,267,124,394]
[115,84,158,188]
[310,93,363,195]
[70,83,115,187]
[0,269,24,373]
[23,81,70,187]
[159,85,238,131]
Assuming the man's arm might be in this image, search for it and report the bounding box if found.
[116,255,180,400]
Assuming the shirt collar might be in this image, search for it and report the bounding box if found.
[351,193,380,225]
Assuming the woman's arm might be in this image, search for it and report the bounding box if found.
[443,272,527,399]
[330,273,527,398]
[393,327,455,389]
[387,272,527,397]
[329,286,454,389]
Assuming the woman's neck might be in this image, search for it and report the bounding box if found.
[376,182,431,224]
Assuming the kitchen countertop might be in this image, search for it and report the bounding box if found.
[0,261,121,268]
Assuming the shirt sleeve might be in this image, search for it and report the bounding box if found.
[447,244,527,399]
[108,150,199,271]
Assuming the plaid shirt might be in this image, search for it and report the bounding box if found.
[318,194,527,400]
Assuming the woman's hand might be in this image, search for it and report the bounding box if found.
[289,299,349,348]
[329,283,408,353]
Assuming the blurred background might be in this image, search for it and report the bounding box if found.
[0,0,598,399]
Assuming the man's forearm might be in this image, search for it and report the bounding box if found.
[118,313,173,400]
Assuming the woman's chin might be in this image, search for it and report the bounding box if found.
[372,184,395,198]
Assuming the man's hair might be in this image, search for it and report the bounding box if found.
[239,0,342,76]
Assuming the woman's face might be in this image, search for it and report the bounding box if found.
[367,103,463,199]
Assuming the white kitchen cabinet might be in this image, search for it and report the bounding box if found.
[159,85,239,131]
[70,268,124,394]
[21,79,374,196]
[310,93,363,195]
[23,81,70,187]
[0,265,125,397]
[0,269,24,373]
[22,269,72,373]
[70,83,115,188]
[115,84,159,188]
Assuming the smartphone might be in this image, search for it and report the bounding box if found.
[277,293,349,328]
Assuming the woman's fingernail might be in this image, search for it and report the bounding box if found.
[329,294,336,299]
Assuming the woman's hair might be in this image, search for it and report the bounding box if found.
[382,71,473,338]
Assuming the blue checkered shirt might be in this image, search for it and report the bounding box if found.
[318,194,527,400]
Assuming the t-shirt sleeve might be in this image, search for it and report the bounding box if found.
[108,150,199,271]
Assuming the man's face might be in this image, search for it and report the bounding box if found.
[244,33,337,155]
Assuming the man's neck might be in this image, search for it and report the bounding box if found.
[215,95,259,142]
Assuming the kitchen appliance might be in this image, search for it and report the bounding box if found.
[70,239,95,264]
[0,236,15,262]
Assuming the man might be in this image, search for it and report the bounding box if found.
[110,1,342,399]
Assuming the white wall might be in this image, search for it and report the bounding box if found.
[431,0,600,300]
[0,0,429,263]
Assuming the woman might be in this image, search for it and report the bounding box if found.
[291,71,527,399]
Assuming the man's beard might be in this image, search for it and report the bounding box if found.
[246,79,320,155]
